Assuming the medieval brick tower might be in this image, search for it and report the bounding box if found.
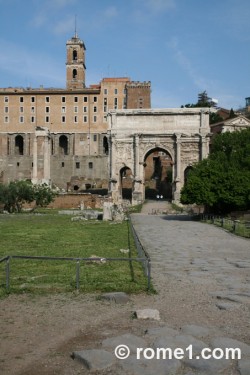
[66,33,86,89]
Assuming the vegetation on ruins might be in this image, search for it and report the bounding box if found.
[181,128,250,214]
[0,180,57,213]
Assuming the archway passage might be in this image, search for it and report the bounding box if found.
[120,166,133,200]
[144,148,173,200]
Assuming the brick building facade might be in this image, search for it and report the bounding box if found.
[0,33,151,191]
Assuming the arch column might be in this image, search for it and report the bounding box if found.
[132,134,143,205]
[173,133,182,202]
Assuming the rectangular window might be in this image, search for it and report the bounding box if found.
[83,96,88,102]
[83,106,88,112]
[74,106,78,113]
[61,162,65,167]
[4,107,8,113]
[20,107,24,113]
[4,96,9,103]
[83,116,88,123]
[93,96,97,102]
[31,116,35,123]
[31,96,35,103]
[46,106,50,113]
[93,134,97,141]
[76,162,80,169]
[20,97,24,103]
[88,162,93,169]
[31,106,35,113]
[93,106,97,112]
[93,115,97,123]
[4,116,9,123]
[45,116,49,123]
[74,96,78,103]
[61,106,66,113]
[114,98,118,109]
[17,162,20,167]
[20,116,24,123]
[104,88,108,95]
[114,88,118,94]
[103,115,107,122]
[62,116,66,123]
[46,96,50,103]
[62,96,66,103]
[74,115,78,123]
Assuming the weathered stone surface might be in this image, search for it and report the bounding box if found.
[120,355,181,375]
[216,302,239,310]
[180,325,213,339]
[103,202,113,221]
[210,337,250,357]
[238,359,250,375]
[100,292,130,304]
[102,333,147,354]
[182,357,230,373]
[153,334,207,357]
[145,325,180,339]
[133,309,160,320]
[72,349,115,370]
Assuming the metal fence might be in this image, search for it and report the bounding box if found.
[0,254,151,292]
[128,216,151,283]
[200,214,250,238]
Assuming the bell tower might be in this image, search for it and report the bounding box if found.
[66,32,86,89]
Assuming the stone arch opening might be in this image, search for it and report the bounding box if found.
[72,69,77,79]
[73,50,77,61]
[120,166,133,200]
[15,135,24,155]
[184,166,193,185]
[59,135,68,155]
[144,147,173,200]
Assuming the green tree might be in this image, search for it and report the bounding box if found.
[181,129,250,214]
[32,183,57,211]
[0,181,57,213]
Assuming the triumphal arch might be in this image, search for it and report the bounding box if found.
[107,108,211,204]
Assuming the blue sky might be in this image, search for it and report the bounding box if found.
[0,0,249,109]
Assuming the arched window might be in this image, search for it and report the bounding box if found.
[73,50,77,61]
[59,135,68,155]
[15,135,24,155]
[73,69,77,79]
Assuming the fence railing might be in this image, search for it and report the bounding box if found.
[200,214,250,238]
[0,254,151,292]
[128,216,151,287]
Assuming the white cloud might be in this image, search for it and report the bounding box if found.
[53,15,75,35]
[104,6,118,19]
[168,37,210,91]
[145,0,176,13]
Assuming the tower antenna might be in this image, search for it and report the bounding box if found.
[74,15,77,38]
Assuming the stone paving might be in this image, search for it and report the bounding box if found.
[72,202,250,374]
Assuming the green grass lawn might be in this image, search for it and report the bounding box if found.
[0,212,149,296]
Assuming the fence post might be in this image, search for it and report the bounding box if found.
[76,261,80,290]
[6,257,10,291]
[147,260,151,291]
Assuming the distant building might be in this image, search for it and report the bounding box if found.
[0,33,151,191]
[210,114,250,135]
[246,97,250,113]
